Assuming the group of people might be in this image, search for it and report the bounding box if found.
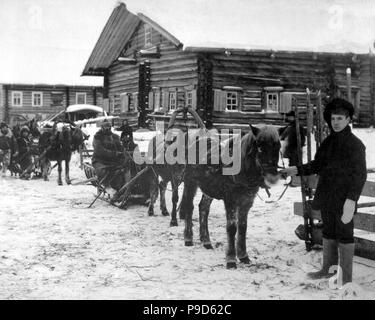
[93,102,365,286]
[0,122,36,179]
[1,98,367,287]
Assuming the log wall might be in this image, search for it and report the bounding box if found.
[203,50,372,128]
[1,84,103,123]
[107,21,198,128]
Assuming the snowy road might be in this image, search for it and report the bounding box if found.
[0,154,375,300]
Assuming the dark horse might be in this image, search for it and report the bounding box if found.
[180,125,281,269]
[39,122,85,185]
[147,134,185,226]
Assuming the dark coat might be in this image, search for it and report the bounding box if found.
[117,124,133,140]
[92,129,126,167]
[298,125,367,213]
[0,129,18,153]
[17,136,31,155]
[16,136,33,171]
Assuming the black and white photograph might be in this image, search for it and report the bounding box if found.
[1,0,375,303]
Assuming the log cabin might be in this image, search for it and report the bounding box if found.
[82,3,375,130]
[0,83,103,125]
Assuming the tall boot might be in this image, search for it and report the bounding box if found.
[338,242,355,285]
[307,238,338,279]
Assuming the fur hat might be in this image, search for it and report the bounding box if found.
[323,98,354,124]
[101,119,111,128]
[285,111,295,117]
[20,126,30,134]
[0,122,8,129]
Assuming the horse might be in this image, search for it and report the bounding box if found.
[147,133,186,227]
[39,122,85,185]
[179,125,281,269]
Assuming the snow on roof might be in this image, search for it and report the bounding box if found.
[66,104,104,113]
[131,1,374,54]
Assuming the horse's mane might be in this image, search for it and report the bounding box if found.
[256,125,279,143]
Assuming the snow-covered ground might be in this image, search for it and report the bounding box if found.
[0,128,374,300]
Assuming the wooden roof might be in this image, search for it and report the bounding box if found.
[82,3,183,76]
[82,3,140,76]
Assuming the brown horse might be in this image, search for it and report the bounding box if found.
[180,125,281,269]
[39,122,85,185]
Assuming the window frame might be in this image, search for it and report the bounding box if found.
[168,91,177,113]
[11,91,23,107]
[32,91,43,107]
[76,92,87,105]
[186,91,193,108]
[266,92,279,113]
[225,91,239,112]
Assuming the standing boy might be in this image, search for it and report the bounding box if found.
[283,98,367,285]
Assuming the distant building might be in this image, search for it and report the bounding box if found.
[82,3,375,129]
[0,83,103,125]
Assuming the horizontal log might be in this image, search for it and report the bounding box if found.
[213,110,284,119]
[151,68,198,81]
[209,50,355,61]
[213,120,286,128]
[355,237,375,260]
[150,79,198,88]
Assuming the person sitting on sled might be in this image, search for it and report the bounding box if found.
[92,120,132,194]
[17,126,34,179]
[283,98,367,285]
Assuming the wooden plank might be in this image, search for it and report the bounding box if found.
[355,237,375,260]
[294,202,375,233]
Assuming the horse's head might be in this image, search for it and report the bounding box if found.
[242,125,281,185]
[70,126,86,152]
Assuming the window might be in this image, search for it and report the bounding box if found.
[226,92,238,111]
[76,92,87,104]
[145,25,152,47]
[51,92,64,107]
[266,92,279,112]
[186,91,193,108]
[169,92,177,112]
[32,92,43,107]
[12,91,23,107]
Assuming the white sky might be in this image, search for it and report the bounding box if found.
[0,0,374,86]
